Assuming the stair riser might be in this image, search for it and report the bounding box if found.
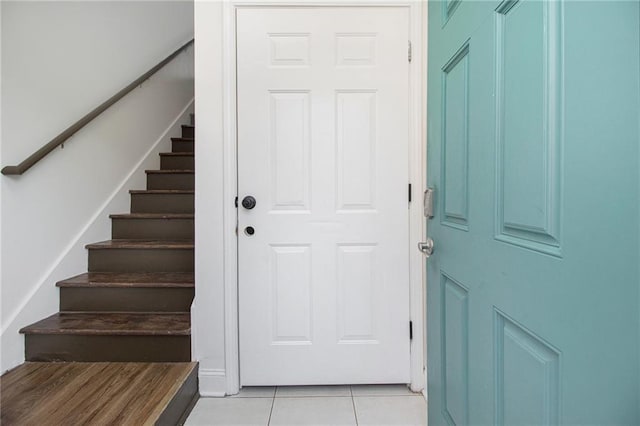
[157,364,199,426]
[131,193,194,214]
[161,156,194,170]
[89,249,194,273]
[25,335,190,362]
[112,218,194,240]
[147,174,194,190]
[182,126,194,139]
[172,140,194,152]
[60,287,194,312]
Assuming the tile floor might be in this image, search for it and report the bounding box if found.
[185,385,426,426]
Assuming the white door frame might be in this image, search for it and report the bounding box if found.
[221,0,426,395]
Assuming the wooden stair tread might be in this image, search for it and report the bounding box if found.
[1,362,197,425]
[160,152,194,156]
[57,272,194,288]
[86,239,194,249]
[171,137,194,141]
[109,213,194,219]
[145,169,194,174]
[130,189,194,194]
[20,312,190,336]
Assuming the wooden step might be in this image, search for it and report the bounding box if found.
[146,170,194,190]
[1,362,198,426]
[182,124,195,139]
[87,240,194,273]
[58,272,194,312]
[57,272,195,288]
[160,152,194,170]
[171,137,194,153]
[110,213,194,240]
[130,190,194,214]
[21,312,191,362]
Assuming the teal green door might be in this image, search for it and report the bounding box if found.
[426,1,640,424]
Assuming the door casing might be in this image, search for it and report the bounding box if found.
[221,0,426,395]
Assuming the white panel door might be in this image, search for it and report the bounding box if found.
[237,7,410,385]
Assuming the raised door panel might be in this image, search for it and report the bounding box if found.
[270,245,313,345]
[441,274,469,425]
[337,245,378,344]
[495,0,562,255]
[441,43,470,230]
[336,90,377,211]
[269,91,311,212]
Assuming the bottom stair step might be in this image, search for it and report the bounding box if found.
[20,312,191,362]
[1,362,198,426]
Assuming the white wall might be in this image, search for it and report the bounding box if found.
[1,0,194,373]
[193,0,227,396]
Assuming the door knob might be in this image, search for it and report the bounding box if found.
[242,196,256,210]
[418,238,434,257]
[245,226,255,236]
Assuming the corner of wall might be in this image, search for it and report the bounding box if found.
[193,0,228,397]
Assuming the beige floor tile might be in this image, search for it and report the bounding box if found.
[269,397,356,426]
[185,397,273,426]
[230,386,277,398]
[351,384,419,397]
[354,396,427,426]
[275,385,351,397]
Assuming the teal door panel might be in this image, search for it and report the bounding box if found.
[427,1,640,424]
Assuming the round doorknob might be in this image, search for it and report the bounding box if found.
[242,196,257,210]
[245,226,255,236]
[418,238,435,257]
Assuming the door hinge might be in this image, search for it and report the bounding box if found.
[408,41,412,63]
[408,183,412,203]
[409,321,413,340]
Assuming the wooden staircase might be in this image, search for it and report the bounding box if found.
[5,119,198,425]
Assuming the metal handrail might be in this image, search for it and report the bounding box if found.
[1,38,194,176]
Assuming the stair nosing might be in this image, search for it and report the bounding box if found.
[109,213,194,219]
[57,282,194,288]
[85,240,194,250]
[21,329,191,336]
[171,137,194,142]
[145,170,194,174]
[159,152,194,157]
[57,272,195,288]
[129,190,194,194]
[58,310,190,315]
[20,312,191,336]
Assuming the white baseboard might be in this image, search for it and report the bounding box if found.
[199,368,228,397]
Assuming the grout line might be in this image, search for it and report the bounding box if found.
[350,386,359,426]
[267,388,276,425]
